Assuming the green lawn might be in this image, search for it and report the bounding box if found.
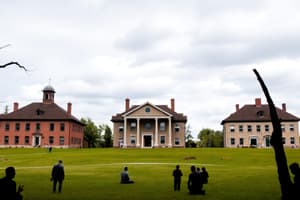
[0,148,299,200]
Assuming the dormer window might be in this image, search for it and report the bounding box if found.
[256,110,264,118]
[36,109,45,115]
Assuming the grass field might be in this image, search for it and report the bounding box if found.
[0,148,299,200]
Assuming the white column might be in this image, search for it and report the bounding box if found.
[123,117,127,148]
[136,118,140,147]
[168,117,172,147]
[155,118,158,147]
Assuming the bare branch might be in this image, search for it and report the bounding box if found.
[0,61,28,71]
[0,44,11,50]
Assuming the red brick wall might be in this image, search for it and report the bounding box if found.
[0,120,83,148]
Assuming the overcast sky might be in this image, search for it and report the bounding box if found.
[1,0,300,137]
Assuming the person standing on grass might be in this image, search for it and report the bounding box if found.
[187,165,205,195]
[172,165,183,191]
[201,167,209,184]
[120,167,134,184]
[0,166,24,200]
[51,160,65,193]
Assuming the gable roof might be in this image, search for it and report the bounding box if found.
[111,103,187,122]
[221,104,300,124]
[122,102,172,117]
[0,102,84,125]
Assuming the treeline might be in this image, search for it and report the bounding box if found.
[186,127,224,148]
[81,118,113,148]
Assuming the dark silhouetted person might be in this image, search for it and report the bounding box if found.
[51,160,65,193]
[172,165,183,191]
[187,165,205,195]
[0,167,23,200]
[120,167,134,184]
[289,162,300,198]
[201,167,209,184]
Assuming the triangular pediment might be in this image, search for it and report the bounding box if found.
[123,102,172,117]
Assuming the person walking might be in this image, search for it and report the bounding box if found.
[51,160,65,193]
[172,165,183,191]
[0,166,24,200]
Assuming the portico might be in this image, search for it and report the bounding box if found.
[112,98,187,148]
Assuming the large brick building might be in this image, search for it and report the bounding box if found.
[111,98,187,148]
[0,85,84,148]
[221,98,300,148]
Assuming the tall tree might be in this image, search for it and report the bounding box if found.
[198,128,223,147]
[103,125,113,147]
[253,69,293,200]
[81,118,99,148]
[185,124,196,147]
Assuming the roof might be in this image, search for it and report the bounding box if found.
[0,102,84,125]
[221,104,300,124]
[111,104,187,122]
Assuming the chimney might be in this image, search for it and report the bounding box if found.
[235,104,239,112]
[67,102,72,115]
[125,98,130,111]
[13,102,19,112]
[171,98,175,111]
[282,103,286,112]
[255,98,261,107]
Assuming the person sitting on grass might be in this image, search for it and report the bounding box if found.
[120,167,134,184]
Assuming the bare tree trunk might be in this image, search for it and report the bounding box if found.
[253,69,293,200]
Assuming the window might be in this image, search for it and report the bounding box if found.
[175,138,180,145]
[25,136,30,144]
[247,125,252,132]
[36,123,40,131]
[230,125,235,132]
[4,136,9,144]
[175,124,180,132]
[290,137,295,145]
[160,135,165,144]
[145,107,151,112]
[49,136,54,144]
[239,125,243,132]
[230,138,235,145]
[256,125,261,132]
[265,125,269,132]
[119,126,124,132]
[130,122,136,130]
[60,123,65,131]
[282,137,286,144]
[15,136,19,144]
[239,138,244,145]
[281,124,285,132]
[59,136,64,145]
[289,124,295,132]
[5,123,10,131]
[50,123,55,131]
[130,136,136,144]
[144,123,152,130]
[25,123,30,131]
[15,123,20,131]
[160,122,166,131]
